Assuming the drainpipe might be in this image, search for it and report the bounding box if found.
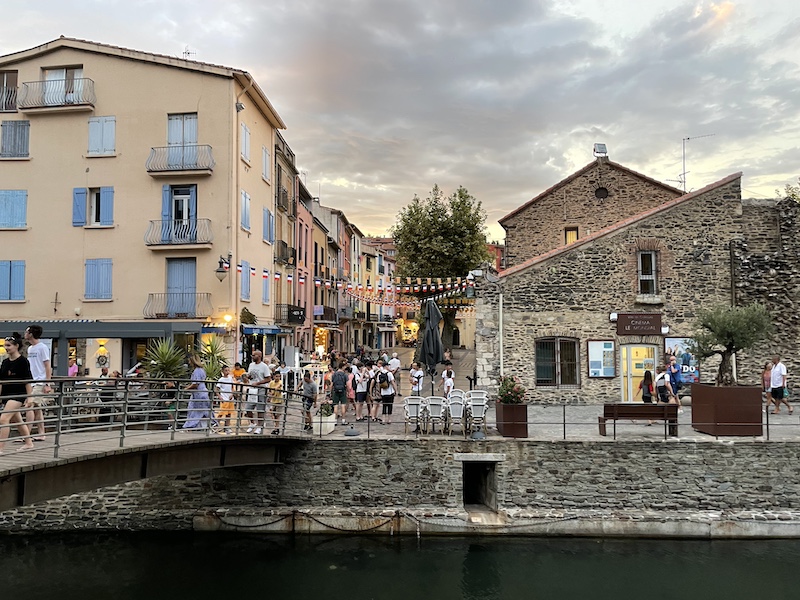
[499,293,504,378]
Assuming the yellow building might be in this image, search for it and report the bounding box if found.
[0,37,285,374]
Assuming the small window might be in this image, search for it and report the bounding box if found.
[241,189,251,230]
[1,120,29,157]
[0,190,27,228]
[263,208,275,243]
[565,227,578,244]
[88,116,115,155]
[262,271,271,304]
[638,251,657,295]
[262,145,270,181]
[241,123,251,162]
[240,259,251,301]
[85,258,112,300]
[535,337,579,387]
[73,187,114,226]
[0,71,18,112]
[0,260,25,300]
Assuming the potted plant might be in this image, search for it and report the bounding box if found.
[495,375,528,438]
[313,400,336,436]
[688,303,773,436]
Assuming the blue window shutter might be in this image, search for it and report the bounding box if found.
[85,259,98,298]
[99,186,114,225]
[0,261,10,300]
[188,185,197,221]
[161,184,171,242]
[1,121,29,158]
[262,207,268,242]
[241,190,250,230]
[10,260,25,300]
[88,117,102,153]
[98,258,112,299]
[269,210,275,243]
[72,188,87,226]
[263,274,270,303]
[240,260,250,301]
[0,190,9,227]
[102,116,115,153]
[13,190,27,228]
[85,258,111,299]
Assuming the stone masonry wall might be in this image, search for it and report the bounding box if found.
[503,159,681,268]
[4,439,800,530]
[478,178,749,402]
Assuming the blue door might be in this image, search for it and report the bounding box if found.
[161,185,197,243]
[166,258,197,317]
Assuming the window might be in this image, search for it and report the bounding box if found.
[263,207,275,243]
[84,258,112,300]
[637,251,657,294]
[240,189,250,230]
[565,227,578,245]
[73,187,114,226]
[262,145,270,181]
[43,66,84,105]
[240,259,251,301]
[365,256,372,270]
[0,260,25,300]
[262,271,271,304]
[0,120,29,157]
[0,71,17,111]
[240,122,251,162]
[0,190,26,228]
[88,116,115,155]
[535,337,579,387]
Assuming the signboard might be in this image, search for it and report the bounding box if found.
[665,337,701,385]
[587,340,616,377]
[616,313,662,335]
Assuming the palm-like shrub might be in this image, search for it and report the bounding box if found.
[201,335,228,382]
[144,339,188,380]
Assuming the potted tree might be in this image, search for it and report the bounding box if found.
[688,303,773,436]
[313,400,336,436]
[495,375,528,438]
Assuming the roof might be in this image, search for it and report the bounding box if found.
[0,36,286,129]
[499,159,684,225]
[500,172,742,278]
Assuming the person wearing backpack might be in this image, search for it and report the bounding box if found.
[368,361,382,422]
[376,359,396,424]
[331,364,350,425]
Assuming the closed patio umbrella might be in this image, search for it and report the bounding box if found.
[419,299,444,394]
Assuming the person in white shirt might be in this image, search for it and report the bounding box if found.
[23,324,51,441]
[215,365,236,433]
[770,354,791,414]
[245,351,272,434]
[377,360,396,424]
[439,367,455,398]
[388,352,402,393]
[409,362,425,395]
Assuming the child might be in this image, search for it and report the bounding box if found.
[215,365,236,434]
[268,372,284,435]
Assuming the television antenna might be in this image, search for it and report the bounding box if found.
[680,134,715,193]
[182,45,196,60]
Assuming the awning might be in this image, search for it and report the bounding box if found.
[324,327,342,333]
[378,325,398,332]
[202,323,229,334]
[242,325,281,335]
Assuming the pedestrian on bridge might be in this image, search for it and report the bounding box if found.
[182,354,212,430]
[0,333,35,453]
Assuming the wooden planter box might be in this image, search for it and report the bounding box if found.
[495,402,528,438]
[691,383,762,436]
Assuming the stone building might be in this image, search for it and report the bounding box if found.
[476,164,794,403]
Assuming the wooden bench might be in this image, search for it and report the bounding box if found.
[598,403,678,437]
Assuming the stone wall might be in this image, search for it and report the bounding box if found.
[4,439,800,531]
[478,178,755,402]
[502,159,681,268]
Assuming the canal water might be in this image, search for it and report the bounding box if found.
[3,533,797,599]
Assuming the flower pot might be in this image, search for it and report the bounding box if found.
[312,413,337,436]
[495,402,528,438]
[691,383,762,436]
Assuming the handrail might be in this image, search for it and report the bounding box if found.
[146,144,215,172]
[144,219,213,245]
[17,78,96,109]
[143,292,214,318]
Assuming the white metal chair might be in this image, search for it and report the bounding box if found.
[449,389,466,401]
[404,396,424,434]
[445,396,467,437]
[466,397,488,435]
[465,390,489,403]
[424,396,447,434]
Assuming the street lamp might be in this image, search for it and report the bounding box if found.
[215,253,232,282]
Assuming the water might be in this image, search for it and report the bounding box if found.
[3,533,797,599]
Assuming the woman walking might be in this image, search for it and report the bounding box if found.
[182,354,212,430]
[0,333,35,453]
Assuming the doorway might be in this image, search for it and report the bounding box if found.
[621,344,657,402]
[463,461,497,511]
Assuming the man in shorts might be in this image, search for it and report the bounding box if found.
[246,350,271,434]
[298,370,318,433]
[24,324,50,441]
[267,372,284,434]
[770,354,791,414]
[330,363,349,425]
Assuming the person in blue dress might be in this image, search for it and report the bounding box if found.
[182,354,212,430]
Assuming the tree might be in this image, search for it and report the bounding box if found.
[688,303,773,386]
[778,178,800,201]
[392,185,491,346]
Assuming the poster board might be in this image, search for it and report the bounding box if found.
[587,340,615,378]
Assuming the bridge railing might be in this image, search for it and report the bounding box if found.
[0,376,324,459]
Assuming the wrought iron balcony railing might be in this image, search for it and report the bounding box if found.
[17,78,96,110]
[276,303,306,325]
[0,86,17,112]
[353,310,366,320]
[143,293,213,319]
[339,306,354,319]
[313,305,338,322]
[146,145,215,173]
[277,187,289,210]
[144,219,213,246]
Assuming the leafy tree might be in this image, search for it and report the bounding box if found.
[392,185,490,346]
[144,338,189,380]
[777,178,800,201]
[688,303,773,386]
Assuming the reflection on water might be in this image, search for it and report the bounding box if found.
[3,533,800,600]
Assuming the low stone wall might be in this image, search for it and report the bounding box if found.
[3,439,800,534]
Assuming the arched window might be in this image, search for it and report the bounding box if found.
[535,337,579,387]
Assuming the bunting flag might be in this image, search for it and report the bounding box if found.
[336,281,343,289]
[315,279,321,287]
[325,280,331,289]
[223,259,230,271]
[367,284,373,292]
[347,282,353,290]
[274,271,281,280]
[250,266,256,277]
[299,275,305,285]
[237,264,243,273]
[287,273,294,283]
[262,269,269,279]
[358,283,363,291]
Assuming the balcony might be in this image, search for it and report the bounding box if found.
[378,265,385,275]
[17,78,95,112]
[276,303,306,325]
[382,315,395,322]
[276,240,296,265]
[144,219,213,248]
[143,293,213,319]
[368,313,379,321]
[277,186,289,211]
[146,145,215,176]
[1,86,17,112]
[313,305,338,323]
[353,310,366,320]
[339,306,354,320]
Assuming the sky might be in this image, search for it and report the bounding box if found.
[1,0,798,241]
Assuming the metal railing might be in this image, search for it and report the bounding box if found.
[143,292,213,318]
[0,86,17,112]
[146,145,215,172]
[276,303,305,324]
[17,78,96,109]
[144,219,213,245]
[314,306,337,322]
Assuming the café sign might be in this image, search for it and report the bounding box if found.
[616,313,662,335]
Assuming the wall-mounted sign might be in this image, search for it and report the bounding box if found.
[587,340,616,378]
[616,313,662,335]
